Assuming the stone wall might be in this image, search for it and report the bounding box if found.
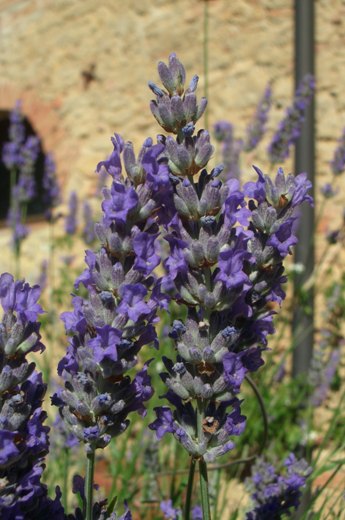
[0,0,344,278]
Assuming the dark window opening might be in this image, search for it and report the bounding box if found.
[0,110,46,222]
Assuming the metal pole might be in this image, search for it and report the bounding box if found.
[292,0,315,377]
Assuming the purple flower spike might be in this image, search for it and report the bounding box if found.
[160,499,181,520]
[244,84,272,152]
[133,231,160,275]
[145,55,312,466]
[330,127,345,175]
[102,182,139,225]
[0,273,65,517]
[268,74,315,163]
[82,200,96,244]
[55,128,162,455]
[2,101,43,251]
[245,454,312,519]
[2,101,25,170]
[149,407,175,439]
[65,191,78,235]
[43,153,60,220]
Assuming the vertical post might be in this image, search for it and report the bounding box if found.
[292,0,315,377]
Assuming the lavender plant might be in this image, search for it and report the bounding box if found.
[146,54,312,519]
[0,55,323,519]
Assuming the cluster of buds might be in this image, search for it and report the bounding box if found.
[147,55,312,463]
[149,53,207,138]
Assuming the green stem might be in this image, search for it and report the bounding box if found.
[15,240,21,279]
[244,375,268,454]
[170,439,179,501]
[203,0,209,130]
[62,448,70,512]
[199,458,211,520]
[196,399,211,519]
[85,450,95,520]
[212,468,221,519]
[184,457,196,520]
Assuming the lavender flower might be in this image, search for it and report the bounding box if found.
[1,101,25,170]
[36,259,48,292]
[2,101,40,201]
[320,182,337,199]
[222,135,243,181]
[16,135,40,203]
[147,56,312,465]
[43,153,61,220]
[213,121,232,143]
[0,273,65,517]
[310,349,341,407]
[53,135,168,455]
[244,84,272,152]
[245,454,312,519]
[160,499,181,520]
[82,201,96,244]
[65,191,78,235]
[51,407,79,450]
[213,121,242,181]
[191,505,203,520]
[309,283,343,406]
[2,102,40,253]
[6,189,28,249]
[268,75,315,164]
[330,127,345,175]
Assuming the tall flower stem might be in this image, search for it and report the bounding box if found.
[199,458,211,520]
[170,439,179,500]
[62,447,70,512]
[10,168,16,204]
[197,399,211,519]
[203,0,209,130]
[14,240,21,279]
[184,457,196,520]
[85,450,95,520]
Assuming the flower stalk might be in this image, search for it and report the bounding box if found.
[199,458,211,520]
[85,449,96,520]
[184,457,196,520]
